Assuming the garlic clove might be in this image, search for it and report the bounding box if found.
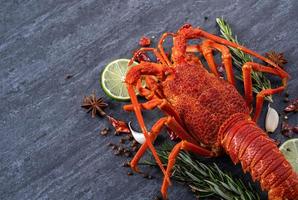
[265,104,279,133]
[128,121,145,144]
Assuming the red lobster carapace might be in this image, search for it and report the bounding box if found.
[123,24,298,199]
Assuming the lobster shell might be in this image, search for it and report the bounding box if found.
[221,114,298,199]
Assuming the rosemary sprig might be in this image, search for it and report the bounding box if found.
[143,143,259,200]
[216,17,273,102]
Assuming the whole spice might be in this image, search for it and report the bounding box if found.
[147,175,153,179]
[127,171,134,176]
[120,138,126,144]
[65,74,74,79]
[114,150,121,156]
[132,146,138,152]
[107,115,130,134]
[131,140,138,147]
[265,104,279,133]
[118,146,124,152]
[265,51,288,68]
[284,98,298,113]
[281,98,298,137]
[125,135,133,141]
[107,142,114,147]
[142,173,154,179]
[281,122,298,137]
[100,128,109,136]
[122,161,130,168]
[282,122,292,137]
[124,152,131,157]
[139,36,151,47]
[81,92,108,118]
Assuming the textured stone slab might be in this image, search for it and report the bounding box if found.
[1,0,297,199]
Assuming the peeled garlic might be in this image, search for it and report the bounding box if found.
[265,104,279,133]
[128,121,145,144]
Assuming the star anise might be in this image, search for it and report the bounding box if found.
[81,92,108,118]
[265,51,288,67]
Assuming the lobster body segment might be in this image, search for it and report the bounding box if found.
[221,114,298,199]
[123,24,297,199]
[162,62,249,153]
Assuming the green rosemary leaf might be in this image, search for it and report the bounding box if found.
[227,179,240,194]
[220,181,238,194]
[216,17,273,102]
[142,145,260,200]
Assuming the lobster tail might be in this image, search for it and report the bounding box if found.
[220,113,298,200]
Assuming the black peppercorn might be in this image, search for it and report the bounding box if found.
[127,171,133,176]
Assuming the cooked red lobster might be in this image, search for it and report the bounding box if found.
[123,24,298,199]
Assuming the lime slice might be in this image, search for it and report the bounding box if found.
[279,138,298,173]
[101,59,139,101]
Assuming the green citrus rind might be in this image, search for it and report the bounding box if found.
[279,138,298,173]
[100,59,138,101]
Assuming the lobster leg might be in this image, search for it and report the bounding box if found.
[130,117,168,172]
[136,79,151,97]
[135,75,164,99]
[123,98,164,111]
[201,40,235,85]
[242,62,287,121]
[161,140,214,199]
[144,76,165,99]
[199,42,220,77]
[254,88,284,121]
[158,32,175,67]
[124,97,183,127]
[129,115,204,171]
[181,26,288,77]
[185,44,219,76]
[186,41,235,85]
[186,44,202,54]
[123,102,162,169]
[125,62,172,177]
[127,85,168,178]
[176,25,289,86]
[124,95,206,175]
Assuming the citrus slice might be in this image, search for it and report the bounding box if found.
[101,59,139,101]
[279,138,298,173]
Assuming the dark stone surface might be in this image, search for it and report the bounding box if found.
[0,0,297,199]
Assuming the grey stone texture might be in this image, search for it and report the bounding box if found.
[0,0,297,199]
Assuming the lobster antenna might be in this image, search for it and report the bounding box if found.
[197,29,289,79]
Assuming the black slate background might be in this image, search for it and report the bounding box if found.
[1,0,297,200]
